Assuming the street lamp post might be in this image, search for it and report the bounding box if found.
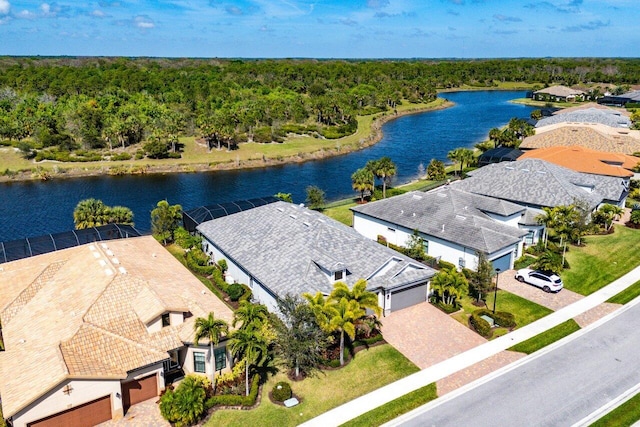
[493,268,501,314]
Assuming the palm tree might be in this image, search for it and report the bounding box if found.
[599,204,624,232]
[534,250,563,275]
[73,198,110,229]
[303,291,331,329]
[351,167,374,203]
[326,297,363,366]
[229,328,269,396]
[233,301,269,332]
[443,270,468,305]
[329,279,381,317]
[447,148,474,176]
[108,205,134,226]
[488,127,502,148]
[193,312,230,383]
[368,157,397,198]
[536,207,556,247]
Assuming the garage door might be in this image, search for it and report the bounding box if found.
[390,283,429,312]
[491,252,512,273]
[28,395,111,427]
[122,374,158,412]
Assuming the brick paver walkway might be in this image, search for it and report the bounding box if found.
[98,397,169,427]
[574,302,623,328]
[499,269,584,311]
[381,302,486,369]
[436,350,525,396]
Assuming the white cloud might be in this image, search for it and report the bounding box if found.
[17,9,36,19]
[0,0,10,15]
[135,15,155,29]
[40,3,50,15]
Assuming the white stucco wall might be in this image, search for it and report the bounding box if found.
[484,211,524,228]
[11,379,121,427]
[184,343,232,379]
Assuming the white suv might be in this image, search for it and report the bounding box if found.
[515,268,563,293]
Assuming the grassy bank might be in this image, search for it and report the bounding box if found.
[0,99,450,182]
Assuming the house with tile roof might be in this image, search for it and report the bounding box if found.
[0,236,234,427]
[533,85,586,102]
[453,158,629,211]
[197,201,436,316]
[518,146,638,178]
[351,187,530,273]
[520,124,640,154]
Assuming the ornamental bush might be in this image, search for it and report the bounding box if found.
[159,375,206,427]
[470,311,492,338]
[272,381,292,402]
[227,283,245,301]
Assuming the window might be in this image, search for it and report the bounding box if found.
[214,347,226,371]
[334,270,343,281]
[161,312,171,327]
[194,352,206,373]
[458,257,465,268]
[422,240,429,254]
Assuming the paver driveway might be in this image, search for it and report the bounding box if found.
[381,302,486,369]
[498,269,583,311]
[98,397,169,427]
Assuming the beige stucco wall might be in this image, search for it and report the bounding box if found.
[184,343,231,379]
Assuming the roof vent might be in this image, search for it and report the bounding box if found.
[412,213,416,217]
[289,214,297,219]
[441,224,445,232]
[536,170,546,174]
[412,194,423,200]
[522,169,530,172]
[456,215,466,220]
[505,166,514,170]
[437,193,447,198]
[276,207,284,212]
[303,221,311,227]
[400,210,404,214]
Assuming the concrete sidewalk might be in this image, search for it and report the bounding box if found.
[302,265,640,427]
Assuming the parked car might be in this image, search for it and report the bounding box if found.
[515,268,563,293]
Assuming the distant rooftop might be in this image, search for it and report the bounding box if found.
[536,107,631,129]
[534,85,586,97]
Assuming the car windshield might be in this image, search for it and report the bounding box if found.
[553,278,562,284]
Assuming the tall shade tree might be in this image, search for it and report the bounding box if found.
[229,327,269,396]
[351,167,374,203]
[368,157,397,199]
[273,294,329,380]
[305,185,326,210]
[329,279,381,317]
[326,297,363,366]
[193,312,230,383]
[151,200,183,245]
[233,301,269,332]
[468,252,493,304]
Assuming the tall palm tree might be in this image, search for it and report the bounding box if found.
[326,298,363,366]
[233,301,269,332]
[447,148,474,176]
[193,312,230,383]
[488,127,502,148]
[599,204,624,232]
[329,279,381,317]
[73,198,110,229]
[368,157,397,199]
[229,327,269,396]
[351,167,374,203]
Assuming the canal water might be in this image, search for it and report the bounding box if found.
[0,91,534,241]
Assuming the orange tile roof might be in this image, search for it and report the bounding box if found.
[0,236,234,418]
[520,125,640,154]
[518,146,638,177]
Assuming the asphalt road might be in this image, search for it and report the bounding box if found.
[397,302,640,427]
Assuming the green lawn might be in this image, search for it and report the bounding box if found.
[590,392,640,427]
[563,225,640,295]
[508,319,581,355]
[607,280,640,305]
[340,383,438,427]
[323,202,356,226]
[204,344,419,426]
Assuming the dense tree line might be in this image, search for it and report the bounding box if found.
[0,57,638,159]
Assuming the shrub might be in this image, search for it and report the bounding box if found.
[227,283,245,301]
[353,333,384,347]
[434,301,459,314]
[206,374,260,409]
[438,260,457,271]
[185,248,217,276]
[174,227,201,249]
[110,152,132,161]
[492,311,516,328]
[239,284,252,302]
[470,311,492,337]
[159,375,207,427]
[514,255,537,270]
[217,259,228,272]
[272,381,292,402]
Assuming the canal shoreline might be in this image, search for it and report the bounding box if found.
[0,100,454,184]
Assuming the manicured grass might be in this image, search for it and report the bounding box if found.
[508,319,581,355]
[204,344,419,426]
[323,202,356,226]
[485,290,553,328]
[590,391,640,427]
[340,383,438,427]
[563,225,640,295]
[509,98,577,108]
[606,280,640,305]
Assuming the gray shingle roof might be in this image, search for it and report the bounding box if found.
[351,188,527,254]
[536,108,631,129]
[454,159,627,210]
[197,202,435,298]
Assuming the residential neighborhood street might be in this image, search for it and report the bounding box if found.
[392,298,640,427]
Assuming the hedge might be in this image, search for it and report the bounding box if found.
[185,251,217,276]
[471,309,516,337]
[353,333,384,348]
[470,311,492,337]
[205,374,260,409]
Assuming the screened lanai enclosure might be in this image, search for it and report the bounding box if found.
[0,224,142,263]
[182,196,279,232]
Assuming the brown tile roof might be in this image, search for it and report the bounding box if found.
[518,146,638,177]
[534,85,585,97]
[521,125,640,154]
[0,236,233,418]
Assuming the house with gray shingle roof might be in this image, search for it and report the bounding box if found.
[453,158,629,210]
[536,108,631,129]
[197,201,436,315]
[351,187,530,272]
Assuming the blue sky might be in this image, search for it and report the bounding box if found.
[0,0,637,58]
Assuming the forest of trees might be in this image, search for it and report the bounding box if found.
[0,57,638,162]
